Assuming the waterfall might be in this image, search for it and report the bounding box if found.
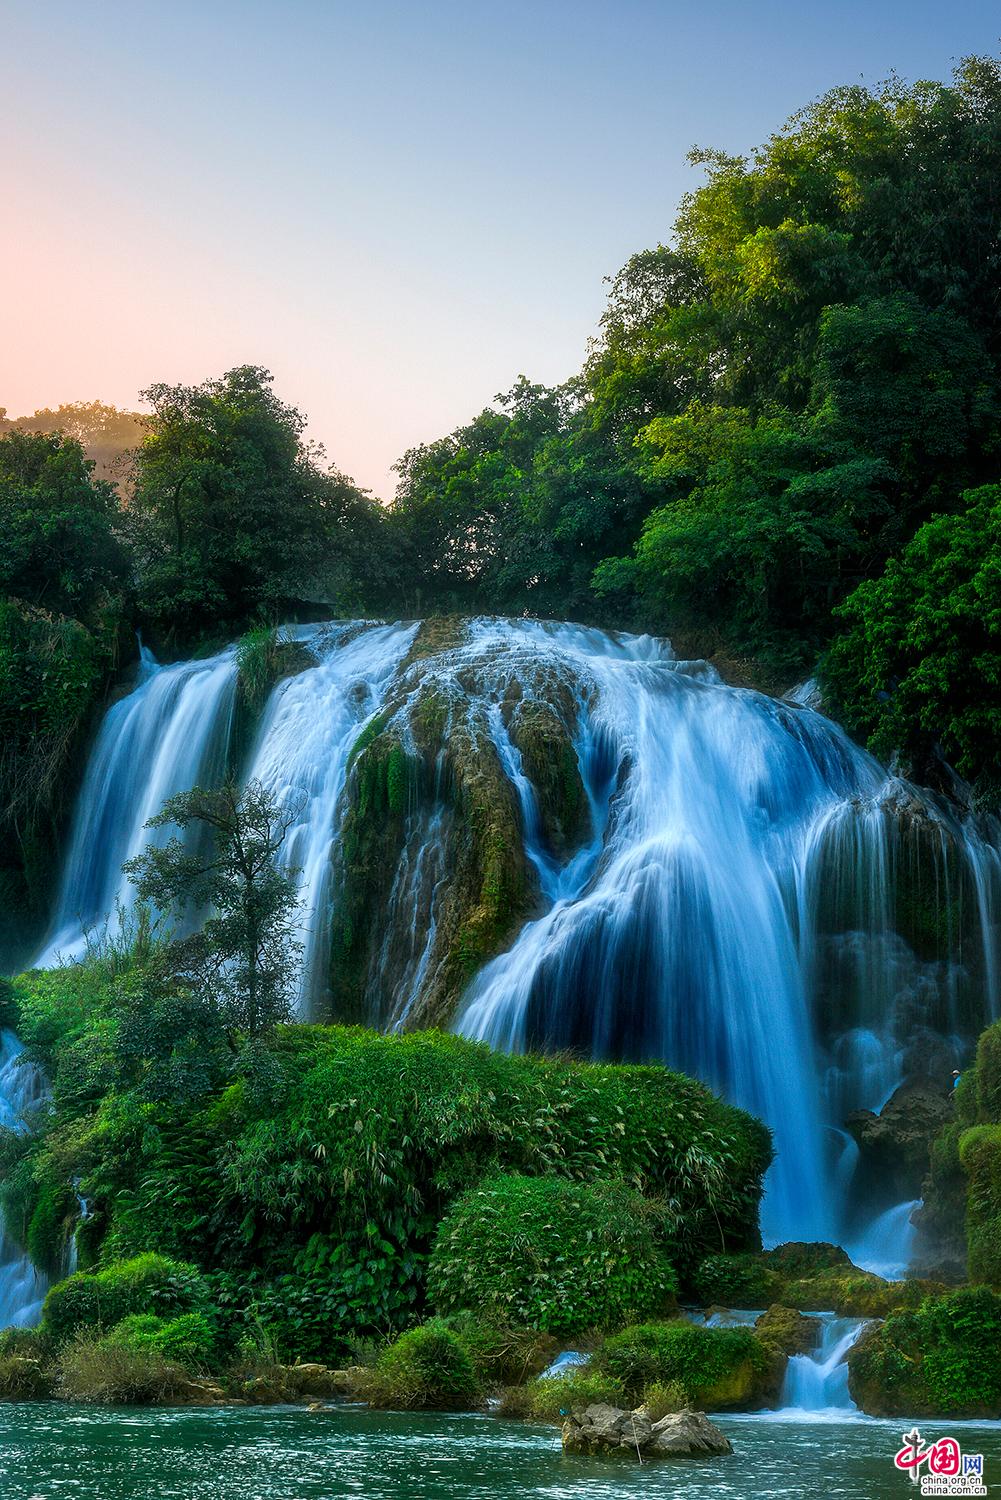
[23,614,1001,1261]
[780,1314,866,1413]
[454,619,1001,1247]
[243,622,417,1013]
[0,1032,48,1327]
[34,646,239,967]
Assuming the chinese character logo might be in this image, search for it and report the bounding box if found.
[894,1428,986,1496]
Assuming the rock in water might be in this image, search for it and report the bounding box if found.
[562,1403,732,1458]
[648,1409,734,1456]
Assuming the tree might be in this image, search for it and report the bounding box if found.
[822,485,1001,799]
[0,429,128,962]
[123,781,303,1037]
[128,366,381,641]
[0,428,128,620]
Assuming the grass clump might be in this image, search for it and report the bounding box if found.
[522,1370,626,1421]
[55,1331,190,1404]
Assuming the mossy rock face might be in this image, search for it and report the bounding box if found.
[330,617,593,1029]
[754,1304,821,1356]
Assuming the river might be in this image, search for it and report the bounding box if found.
[0,1405,998,1500]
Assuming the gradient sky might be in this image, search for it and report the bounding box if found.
[4,1,999,499]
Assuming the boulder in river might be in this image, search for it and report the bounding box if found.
[561,1403,732,1458]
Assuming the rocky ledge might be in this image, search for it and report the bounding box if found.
[562,1403,732,1459]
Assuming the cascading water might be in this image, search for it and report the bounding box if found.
[35,645,239,967]
[0,1032,47,1326]
[242,622,417,1013]
[780,1315,867,1414]
[23,614,1001,1265]
[453,619,1001,1247]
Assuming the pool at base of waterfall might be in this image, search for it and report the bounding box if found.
[0,1406,999,1500]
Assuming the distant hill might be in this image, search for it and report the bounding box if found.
[0,401,147,490]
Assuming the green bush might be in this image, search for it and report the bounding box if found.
[977,1023,1001,1121]
[43,1254,209,1344]
[694,1253,779,1307]
[429,1174,677,1336]
[596,1319,771,1409]
[366,1320,482,1411]
[106,1312,217,1371]
[849,1287,1001,1417]
[443,1316,555,1387]
[524,1370,626,1421]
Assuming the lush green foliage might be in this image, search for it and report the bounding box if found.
[128,366,390,642]
[596,1318,771,1407]
[923,1021,1001,1286]
[386,56,1001,775]
[0,429,127,961]
[42,1255,210,1343]
[104,1312,217,1369]
[694,1251,780,1307]
[429,1174,677,1335]
[3,950,769,1355]
[849,1286,1001,1416]
[823,485,1001,792]
[366,1320,482,1411]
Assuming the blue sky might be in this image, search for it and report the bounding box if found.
[4,0,999,496]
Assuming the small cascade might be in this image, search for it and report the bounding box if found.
[780,1315,866,1413]
[0,1032,48,1327]
[34,646,239,966]
[847,1199,921,1281]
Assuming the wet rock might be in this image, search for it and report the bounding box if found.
[847,1082,954,1200]
[562,1402,732,1458]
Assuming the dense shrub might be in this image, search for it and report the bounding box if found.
[443,1316,555,1387]
[106,1313,217,1370]
[9,981,769,1345]
[366,1321,482,1411]
[55,1331,190,1405]
[43,1255,209,1343]
[0,1355,52,1400]
[849,1287,1001,1417]
[430,1174,677,1336]
[596,1319,771,1408]
[694,1253,780,1308]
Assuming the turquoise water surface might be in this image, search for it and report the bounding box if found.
[0,1406,999,1500]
